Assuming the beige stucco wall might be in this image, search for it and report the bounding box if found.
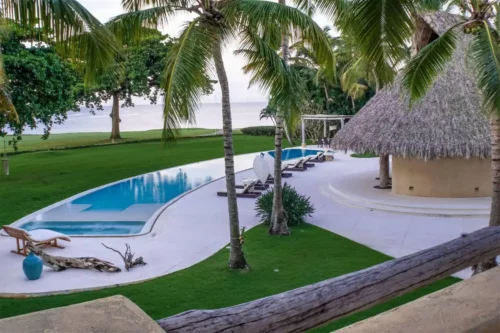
[392,156,491,198]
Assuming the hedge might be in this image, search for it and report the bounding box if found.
[241,126,276,136]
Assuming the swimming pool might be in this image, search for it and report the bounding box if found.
[14,148,324,236]
[20,221,146,236]
[268,148,324,160]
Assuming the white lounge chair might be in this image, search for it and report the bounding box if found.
[2,225,71,256]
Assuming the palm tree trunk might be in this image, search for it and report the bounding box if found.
[474,114,500,275]
[212,40,248,268]
[110,92,121,140]
[270,0,291,235]
[270,115,290,235]
[379,154,390,188]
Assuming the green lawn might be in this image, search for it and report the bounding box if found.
[0,135,459,331]
[4,128,224,152]
[0,223,458,331]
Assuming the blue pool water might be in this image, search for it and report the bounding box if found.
[16,148,323,236]
[20,221,145,236]
[72,171,213,211]
[268,148,323,160]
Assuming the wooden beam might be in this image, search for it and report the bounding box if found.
[157,226,500,333]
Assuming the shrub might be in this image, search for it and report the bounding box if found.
[241,126,275,136]
[351,152,378,158]
[255,183,315,226]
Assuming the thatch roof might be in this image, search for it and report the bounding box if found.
[332,12,490,160]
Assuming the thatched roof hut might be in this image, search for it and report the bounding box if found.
[332,12,491,198]
[332,11,490,161]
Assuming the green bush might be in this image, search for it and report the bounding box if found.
[241,126,275,136]
[351,152,378,158]
[255,183,315,226]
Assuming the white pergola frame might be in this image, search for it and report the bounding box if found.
[301,114,353,147]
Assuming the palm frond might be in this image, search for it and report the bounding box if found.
[161,18,215,141]
[291,0,316,17]
[308,0,347,22]
[121,0,173,11]
[402,26,458,104]
[236,28,305,122]
[107,6,174,43]
[341,57,366,92]
[1,0,120,87]
[222,0,335,70]
[346,0,415,84]
[469,22,500,115]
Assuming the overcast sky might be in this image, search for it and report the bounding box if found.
[79,0,333,103]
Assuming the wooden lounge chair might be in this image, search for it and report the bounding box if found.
[217,180,262,198]
[286,157,315,171]
[2,225,71,256]
[265,165,293,184]
[302,156,316,167]
[310,151,326,163]
[235,179,269,191]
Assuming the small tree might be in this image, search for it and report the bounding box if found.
[80,31,213,140]
[0,27,79,147]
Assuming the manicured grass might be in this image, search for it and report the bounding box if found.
[0,223,459,331]
[0,136,459,331]
[4,128,226,152]
[351,152,378,158]
[0,135,286,226]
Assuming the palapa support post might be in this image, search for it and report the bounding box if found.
[301,117,306,148]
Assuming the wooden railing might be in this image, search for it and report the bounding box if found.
[156,226,500,333]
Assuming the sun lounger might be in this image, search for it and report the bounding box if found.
[309,151,326,163]
[286,157,315,170]
[235,179,269,191]
[265,164,293,184]
[285,159,308,171]
[2,225,71,256]
[217,180,262,198]
[302,156,316,167]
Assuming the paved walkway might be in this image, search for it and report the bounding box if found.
[0,151,489,296]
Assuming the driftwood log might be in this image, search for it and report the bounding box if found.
[27,243,121,273]
[157,226,500,333]
[102,243,147,271]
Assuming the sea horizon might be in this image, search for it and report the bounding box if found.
[20,102,272,135]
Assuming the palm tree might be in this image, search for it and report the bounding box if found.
[265,19,337,236]
[259,106,277,125]
[342,0,499,272]
[109,0,333,267]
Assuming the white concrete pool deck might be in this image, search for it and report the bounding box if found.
[0,150,489,296]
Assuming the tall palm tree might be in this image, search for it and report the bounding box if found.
[266,18,336,236]
[342,0,499,272]
[109,0,333,267]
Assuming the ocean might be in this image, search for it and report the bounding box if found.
[22,102,271,134]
